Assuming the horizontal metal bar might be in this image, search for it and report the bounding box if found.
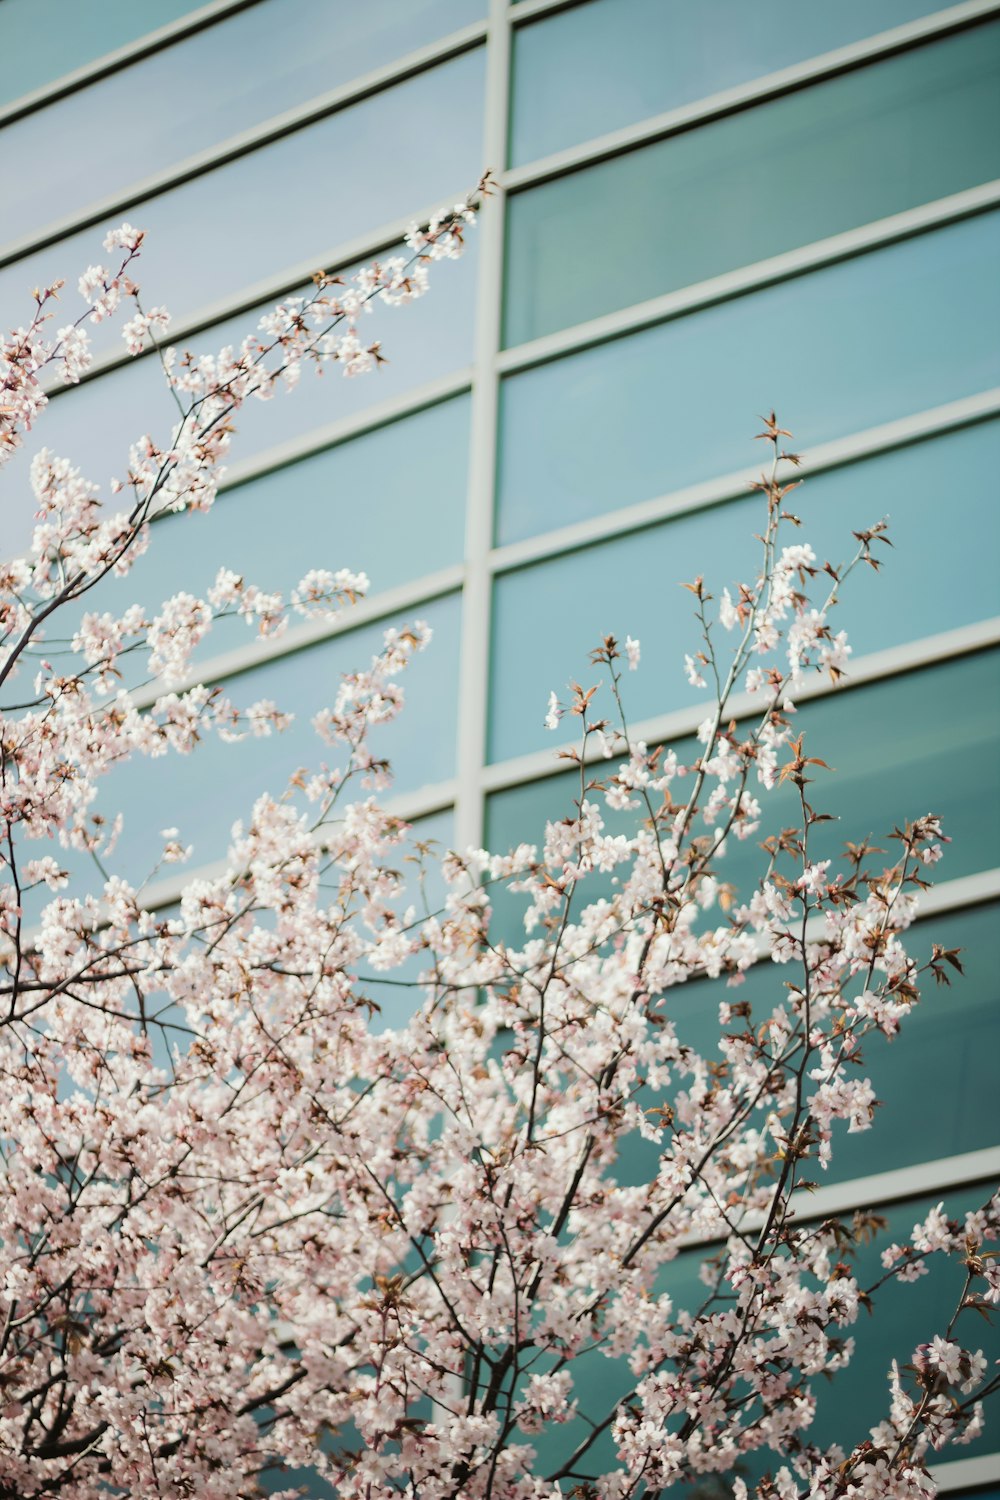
[932,1452,1000,1491]
[136,775,458,913]
[0,0,265,127]
[128,566,465,712]
[481,619,1000,794]
[503,0,1000,194]
[907,867,1000,919]
[674,1153,1000,1254]
[490,388,1000,574]
[44,198,462,398]
[497,179,1000,377]
[786,1149,1000,1229]
[508,0,578,22]
[216,368,473,496]
[0,22,487,271]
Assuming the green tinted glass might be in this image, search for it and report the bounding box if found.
[509,0,942,166]
[503,21,1000,346]
[0,48,486,363]
[0,0,198,106]
[490,420,1000,763]
[800,1186,1000,1466]
[6,0,483,246]
[496,212,1000,546]
[485,650,1000,944]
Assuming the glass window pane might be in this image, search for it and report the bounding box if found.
[60,590,462,885]
[485,650,1000,941]
[509,0,943,166]
[666,903,1000,1186]
[4,0,484,245]
[496,211,1000,545]
[76,394,470,671]
[1,240,477,561]
[0,0,198,106]
[490,420,1000,762]
[503,21,1000,346]
[0,48,486,362]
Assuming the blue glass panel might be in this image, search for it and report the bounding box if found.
[485,650,1000,943]
[0,48,486,361]
[503,21,1000,345]
[510,0,943,166]
[55,394,470,676]
[496,211,1000,545]
[0,241,477,561]
[490,420,1000,762]
[4,0,484,245]
[0,0,197,106]
[65,590,461,885]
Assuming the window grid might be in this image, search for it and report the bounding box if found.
[0,20,490,270]
[13,0,998,387]
[0,0,260,125]
[2,0,997,1446]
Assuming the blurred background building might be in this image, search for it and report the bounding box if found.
[1,0,998,1492]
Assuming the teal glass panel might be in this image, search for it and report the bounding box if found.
[496,211,1000,545]
[0,0,198,106]
[484,650,1000,946]
[73,590,461,885]
[1,241,477,561]
[503,21,1000,346]
[0,47,486,362]
[665,903,1000,1185]
[4,0,484,246]
[510,0,943,166]
[713,650,1000,898]
[490,420,1000,762]
[69,394,470,672]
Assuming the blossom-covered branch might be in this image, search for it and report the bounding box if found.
[0,209,994,1498]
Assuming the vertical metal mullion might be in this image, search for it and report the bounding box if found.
[436,21,513,1425]
[454,0,512,854]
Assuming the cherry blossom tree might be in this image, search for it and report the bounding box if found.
[0,188,996,1499]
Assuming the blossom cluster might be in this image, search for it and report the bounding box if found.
[0,228,993,1500]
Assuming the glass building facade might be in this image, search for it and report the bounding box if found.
[1,0,998,1491]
